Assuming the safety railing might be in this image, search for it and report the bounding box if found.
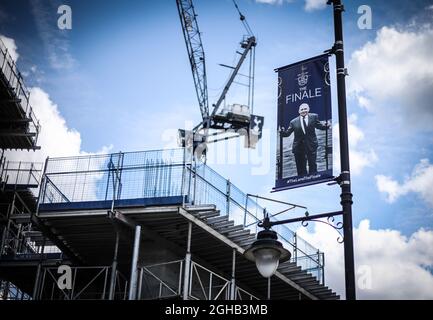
[41,149,186,204]
[0,160,43,188]
[188,261,231,300]
[137,259,258,300]
[138,259,184,300]
[36,266,128,300]
[190,161,324,282]
[38,148,324,283]
[236,286,259,300]
[0,223,39,256]
[0,38,40,145]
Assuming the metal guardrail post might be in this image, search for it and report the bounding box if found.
[243,194,249,227]
[230,249,236,300]
[28,163,34,185]
[117,152,124,199]
[34,157,49,219]
[4,161,9,187]
[137,268,144,299]
[226,179,230,216]
[178,260,183,296]
[321,252,325,285]
[15,161,21,186]
[181,148,186,205]
[32,237,46,299]
[192,158,197,205]
[109,231,120,300]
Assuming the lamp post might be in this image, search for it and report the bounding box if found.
[244,0,356,300]
[244,210,347,298]
[327,0,356,300]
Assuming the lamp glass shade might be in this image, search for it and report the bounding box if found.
[254,248,281,278]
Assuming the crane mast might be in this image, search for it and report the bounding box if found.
[176,0,209,122]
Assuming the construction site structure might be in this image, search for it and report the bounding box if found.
[0,36,42,299]
[0,26,339,301]
[1,146,338,300]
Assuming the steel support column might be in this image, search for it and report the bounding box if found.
[128,225,141,300]
[108,231,120,300]
[182,221,192,300]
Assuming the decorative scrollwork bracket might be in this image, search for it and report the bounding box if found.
[259,210,344,244]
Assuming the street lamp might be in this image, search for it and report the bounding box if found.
[245,0,357,300]
[244,209,344,283]
[244,220,291,278]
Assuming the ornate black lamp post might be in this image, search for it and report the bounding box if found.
[245,0,356,300]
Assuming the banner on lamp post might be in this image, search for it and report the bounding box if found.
[273,54,333,192]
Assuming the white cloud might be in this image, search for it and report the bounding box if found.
[297,219,433,299]
[255,0,292,4]
[256,0,326,10]
[0,34,19,62]
[375,159,433,207]
[333,114,378,175]
[4,87,111,165]
[348,25,433,130]
[304,0,327,11]
[2,35,109,165]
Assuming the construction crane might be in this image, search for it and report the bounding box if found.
[176,0,264,155]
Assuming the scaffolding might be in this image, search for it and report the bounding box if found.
[0,38,40,150]
[0,148,338,300]
[38,148,324,281]
[0,35,43,299]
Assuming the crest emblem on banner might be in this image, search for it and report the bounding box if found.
[297,65,309,87]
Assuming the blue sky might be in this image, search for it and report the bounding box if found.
[1,0,433,298]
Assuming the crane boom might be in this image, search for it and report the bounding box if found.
[176,0,209,122]
[211,36,256,118]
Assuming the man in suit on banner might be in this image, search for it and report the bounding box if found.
[280,103,329,176]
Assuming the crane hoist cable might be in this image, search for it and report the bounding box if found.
[232,0,254,36]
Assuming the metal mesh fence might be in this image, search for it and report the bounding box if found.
[42,149,187,203]
[0,161,42,187]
